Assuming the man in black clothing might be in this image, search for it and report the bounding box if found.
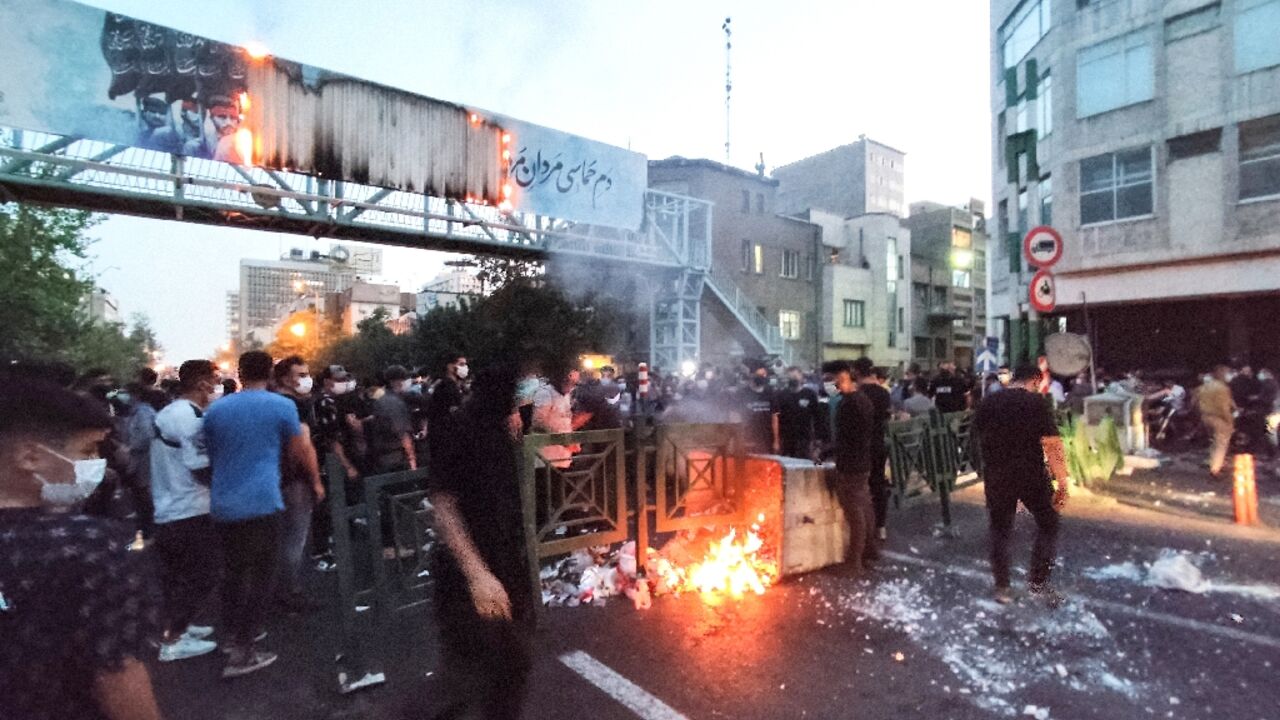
[853,358,892,543]
[0,378,165,720]
[427,352,468,465]
[973,364,1071,606]
[822,360,877,573]
[930,362,969,414]
[739,367,780,454]
[426,365,534,720]
[777,366,825,459]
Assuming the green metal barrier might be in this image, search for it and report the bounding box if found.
[885,410,982,527]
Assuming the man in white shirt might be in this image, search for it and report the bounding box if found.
[150,359,222,662]
[532,366,585,468]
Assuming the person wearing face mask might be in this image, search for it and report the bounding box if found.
[820,360,877,574]
[310,366,361,572]
[424,363,535,720]
[272,356,323,614]
[1197,366,1236,480]
[203,351,321,678]
[777,366,825,460]
[149,360,221,663]
[427,352,469,465]
[0,378,166,720]
[369,365,417,474]
[736,367,781,455]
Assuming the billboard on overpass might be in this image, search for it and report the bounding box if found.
[0,0,645,230]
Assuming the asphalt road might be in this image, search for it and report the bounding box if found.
[151,482,1280,720]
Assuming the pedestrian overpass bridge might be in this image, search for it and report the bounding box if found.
[0,0,798,368]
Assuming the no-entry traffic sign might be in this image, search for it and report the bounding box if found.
[1023,225,1063,268]
[1029,269,1056,313]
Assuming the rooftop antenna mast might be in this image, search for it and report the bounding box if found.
[722,17,732,164]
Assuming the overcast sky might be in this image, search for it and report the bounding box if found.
[77,0,992,361]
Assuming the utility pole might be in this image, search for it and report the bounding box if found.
[722,17,732,164]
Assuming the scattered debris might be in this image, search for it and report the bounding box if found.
[1085,549,1280,600]
[1022,705,1050,720]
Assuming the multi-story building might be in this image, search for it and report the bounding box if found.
[82,288,120,325]
[333,281,413,335]
[237,245,377,343]
[800,209,913,369]
[773,136,907,218]
[989,0,1280,371]
[417,270,486,313]
[224,292,240,346]
[903,201,989,371]
[649,157,823,369]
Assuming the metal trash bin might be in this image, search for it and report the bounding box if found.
[1083,392,1147,453]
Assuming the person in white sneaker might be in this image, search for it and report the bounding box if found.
[151,359,223,662]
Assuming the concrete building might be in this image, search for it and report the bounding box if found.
[903,201,990,371]
[333,281,413,335]
[649,157,823,369]
[773,136,907,218]
[417,270,485,313]
[224,292,239,346]
[989,0,1280,371]
[236,244,378,344]
[82,288,120,325]
[801,209,913,369]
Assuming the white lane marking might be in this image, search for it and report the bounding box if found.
[559,650,689,720]
[882,550,1280,651]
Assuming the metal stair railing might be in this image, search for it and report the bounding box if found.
[703,268,798,366]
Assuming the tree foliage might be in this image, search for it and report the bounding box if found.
[314,280,623,381]
[0,203,154,379]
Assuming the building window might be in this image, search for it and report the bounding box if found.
[1038,71,1053,136]
[952,270,972,288]
[781,250,801,279]
[1168,128,1222,161]
[1166,2,1220,43]
[741,239,752,272]
[1017,190,1029,235]
[951,227,973,249]
[843,300,866,328]
[1015,99,1030,134]
[756,193,765,214]
[886,238,900,280]
[898,307,905,332]
[932,286,947,308]
[915,336,931,358]
[1240,114,1280,200]
[1236,0,1280,73]
[779,310,802,340]
[741,190,751,213]
[803,253,815,281]
[1076,28,1154,118]
[1039,175,1053,226]
[753,244,765,274]
[1080,146,1154,224]
[999,0,1053,70]
[997,113,1007,168]
[934,338,948,360]
[913,282,929,307]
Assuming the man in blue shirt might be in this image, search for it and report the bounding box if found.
[204,351,321,678]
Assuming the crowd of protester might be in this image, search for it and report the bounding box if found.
[2,347,1277,719]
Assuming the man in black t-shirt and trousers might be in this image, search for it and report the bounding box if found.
[739,367,781,454]
[930,362,969,414]
[974,364,1071,605]
[853,358,892,544]
[822,360,878,573]
[425,365,534,720]
[777,366,826,459]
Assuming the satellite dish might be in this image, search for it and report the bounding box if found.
[1044,332,1091,376]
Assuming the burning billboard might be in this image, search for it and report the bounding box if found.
[0,0,645,230]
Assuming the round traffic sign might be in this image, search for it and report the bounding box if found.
[1029,269,1056,313]
[1023,225,1063,268]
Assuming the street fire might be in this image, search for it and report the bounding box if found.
[651,514,779,604]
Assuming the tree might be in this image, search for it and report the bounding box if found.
[0,203,98,360]
[472,255,543,293]
[0,202,154,379]
[315,306,412,380]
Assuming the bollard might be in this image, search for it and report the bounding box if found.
[1232,454,1259,525]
